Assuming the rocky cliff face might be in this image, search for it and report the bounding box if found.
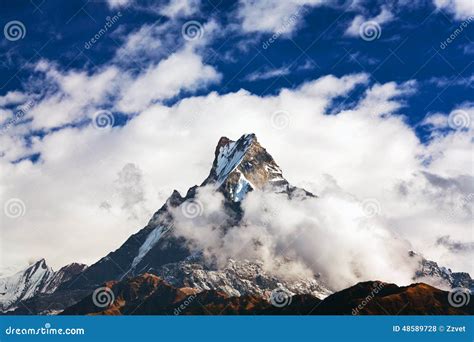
[202,134,310,201]
[152,258,332,300]
[43,263,88,294]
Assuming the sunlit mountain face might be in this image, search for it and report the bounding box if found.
[0,0,472,316]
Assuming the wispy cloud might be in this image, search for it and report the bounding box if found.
[244,66,291,81]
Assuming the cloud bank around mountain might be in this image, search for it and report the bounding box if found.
[171,184,422,291]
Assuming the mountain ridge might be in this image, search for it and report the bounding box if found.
[61,273,473,316]
[0,259,86,312]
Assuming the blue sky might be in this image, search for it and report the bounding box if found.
[1,0,473,138]
[0,0,473,276]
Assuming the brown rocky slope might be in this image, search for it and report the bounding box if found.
[61,274,473,315]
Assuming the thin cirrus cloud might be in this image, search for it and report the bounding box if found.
[244,66,292,81]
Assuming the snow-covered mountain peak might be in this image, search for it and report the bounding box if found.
[410,251,474,291]
[210,133,256,185]
[0,259,53,311]
[0,259,87,312]
[203,133,294,201]
[25,259,49,275]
